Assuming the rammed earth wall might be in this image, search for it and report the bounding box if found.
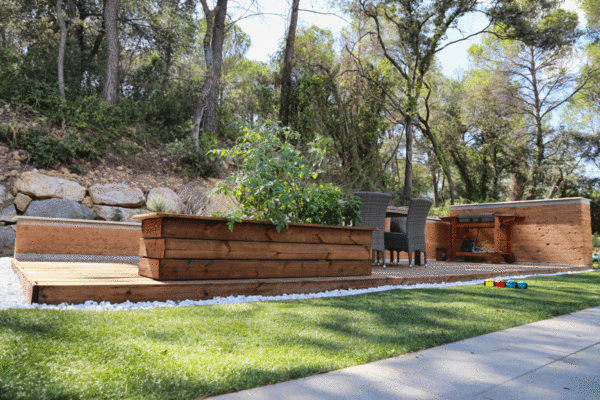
[385,197,592,266]
[13,216,141,264]
[448,197,592,266]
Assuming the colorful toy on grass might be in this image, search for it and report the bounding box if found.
[517,280,528,289]
[484,278,528,288]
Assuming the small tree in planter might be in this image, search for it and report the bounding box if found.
[212,120,361,231]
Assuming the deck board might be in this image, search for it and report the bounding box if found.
[11,259,590,305]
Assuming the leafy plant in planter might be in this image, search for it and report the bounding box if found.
[212,120,361,231]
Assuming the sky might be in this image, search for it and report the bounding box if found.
[236,0,585,78]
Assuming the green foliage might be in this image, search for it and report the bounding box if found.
[147,195,173,214]
[213,120,362,231]
[490,0,581,50]
[295,183,363,226]
[112,208,123,222]
[166,137,223,177]
[429,201,451,219]
[0,125,104,167]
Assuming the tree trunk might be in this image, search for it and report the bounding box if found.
[191,0,228,150]
[279,0,300,127]
[66,0,78,37]
[403,117,413,204]
[547,168,563,199]
[417,118,456,204]
[103,0,120,106]
[57,0,67,100]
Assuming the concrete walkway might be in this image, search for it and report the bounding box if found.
[212,306,600,400]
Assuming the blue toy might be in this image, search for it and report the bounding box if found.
[506,280,517,288]
[517,280,528,289]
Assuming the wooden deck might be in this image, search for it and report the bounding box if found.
[11,259,590,305]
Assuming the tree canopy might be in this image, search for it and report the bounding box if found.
[1,0,600,229]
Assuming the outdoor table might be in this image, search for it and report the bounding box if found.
[386,206,408,218]
[440,214,525,264]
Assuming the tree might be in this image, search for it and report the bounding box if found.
[279,0,300,127]
[103,0,120,105]
[474,2,592,198]
[57,0,67,100]
[352,0,496,204]
[191,0,228,150]
[280,26,389,189]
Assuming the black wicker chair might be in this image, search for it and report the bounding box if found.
[354,191,392,267]
[384,198,433,267]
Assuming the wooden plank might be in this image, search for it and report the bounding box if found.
[141,218,163,238]
[10,260,37,303]
[140,238,371,261]
[33,276,381,305]
[139,238,166,258]
[138,258,372,280]
[151,217,372,245]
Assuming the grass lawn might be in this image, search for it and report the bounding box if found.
[1,271,600,400]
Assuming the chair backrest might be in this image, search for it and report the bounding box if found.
[354,191,391,253]
[406,198,433,250]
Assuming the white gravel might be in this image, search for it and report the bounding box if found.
[0,257,594,312]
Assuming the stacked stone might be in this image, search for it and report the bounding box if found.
[0,171,185,256]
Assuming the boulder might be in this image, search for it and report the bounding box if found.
[0,204,16,223]
[0,184,14,208]
[92,205,147,223]
[89,183,145,207]
[147,187,183,214]
[14,171,86,201]
[14,193,32,212]
[0,226,16,256]
[24,198,96,219]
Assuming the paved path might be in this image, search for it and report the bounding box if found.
[212,306,600,399]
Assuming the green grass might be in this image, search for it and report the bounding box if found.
[1,271,600,400]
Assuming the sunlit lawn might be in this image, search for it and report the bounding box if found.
[1,271,599,400]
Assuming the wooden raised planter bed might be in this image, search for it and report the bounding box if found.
[132,213,374,281]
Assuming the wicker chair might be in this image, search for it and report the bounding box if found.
[384,198,433,267]
[354,191,392,267]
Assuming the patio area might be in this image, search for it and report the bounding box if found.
[11,258,589,305]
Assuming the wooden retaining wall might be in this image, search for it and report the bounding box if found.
[448,198,592,266]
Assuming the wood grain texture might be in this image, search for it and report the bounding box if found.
[139,238,370,261]
[138,258,372,280]
[140,215,372,245]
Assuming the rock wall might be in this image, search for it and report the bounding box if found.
[0,170,205,256]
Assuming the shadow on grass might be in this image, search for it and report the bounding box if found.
[1,272,600,400]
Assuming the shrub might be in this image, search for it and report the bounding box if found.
[212,119,361,231]
[4,126,104,167]
[147,194,173,214]
[166,137,223,177]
